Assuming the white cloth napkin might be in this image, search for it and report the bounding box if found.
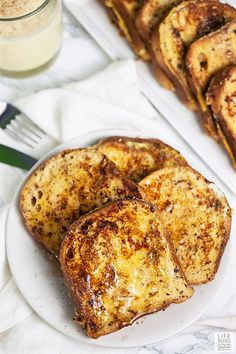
[0,60,235,353]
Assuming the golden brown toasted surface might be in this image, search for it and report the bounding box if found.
[137,0,189,91]
[96,136,187,182]
[136,0,184,41]
[186,20,236,138]
[102,0,150,60]
[60,199,193,338]
[139,166,232,285]
[20,149,143,258]
[151,0,236,111]
[206,64,236,168]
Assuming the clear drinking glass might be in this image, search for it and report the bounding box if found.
[0,0,63,77]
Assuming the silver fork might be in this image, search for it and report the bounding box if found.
[0,100,58,159]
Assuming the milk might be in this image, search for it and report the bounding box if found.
[0,0,62,74]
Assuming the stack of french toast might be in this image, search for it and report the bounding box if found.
[100,0,236,168]
[20,136,232,338]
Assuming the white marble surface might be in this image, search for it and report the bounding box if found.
[0,8,110,102]
[0,7,231,354]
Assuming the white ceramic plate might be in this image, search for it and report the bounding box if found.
[6,129,234,348]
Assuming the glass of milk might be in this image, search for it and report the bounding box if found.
[0,0,63,77]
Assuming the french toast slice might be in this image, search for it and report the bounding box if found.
[139,166,232,285]
[19,149,143,259]
[136,0,187,90]
[136,0,185,41]
[136,0,192,91]
[206,64,236,168]
[60,199,194,338]
[151,0,236,111]
[101,0,150,60]
[96,136,187,182]
[186,20,236,138]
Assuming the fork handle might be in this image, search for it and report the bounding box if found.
[0,101,20,129]
[0,144,37,170]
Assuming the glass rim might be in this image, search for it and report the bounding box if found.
[0,0,51,22]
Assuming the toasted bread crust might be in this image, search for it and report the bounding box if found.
[96,136,187,181]
[136,0,184,41]
[152,61,176,90]
[206,64,236,168]
[60,199,193,338]
[19,149,143,258]
[101,0,150,60]
[151,0,236,111]
[136,0,186,91]
[139,166,232,285]
[186,20,236,138]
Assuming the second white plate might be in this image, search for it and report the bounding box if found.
[64,0,236,194]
